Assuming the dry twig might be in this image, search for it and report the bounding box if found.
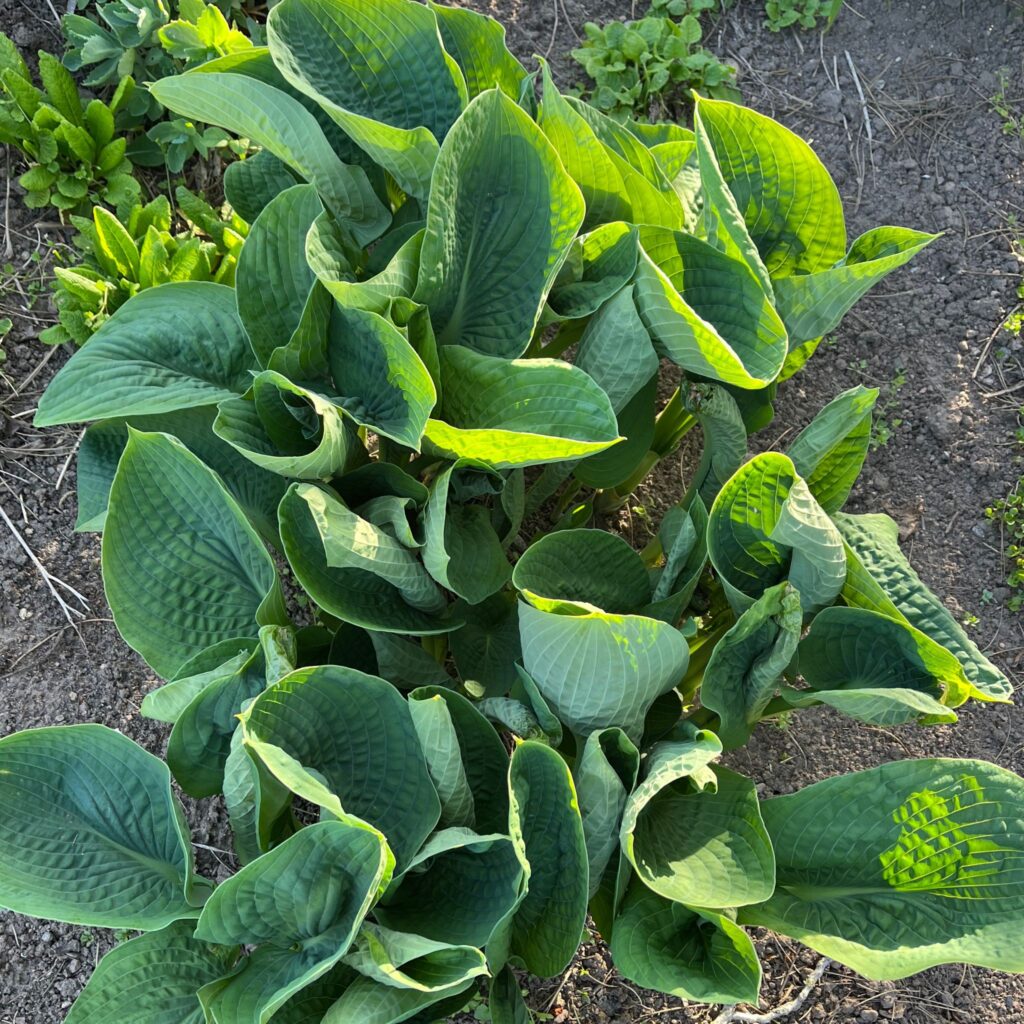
[711,957,832,1024]
[0,500,89,628]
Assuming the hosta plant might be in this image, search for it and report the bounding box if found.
[41,188,248,346]
[4,1,1022,1022]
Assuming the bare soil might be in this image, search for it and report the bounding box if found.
[1,1,1023,1022]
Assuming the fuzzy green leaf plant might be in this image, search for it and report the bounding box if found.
[3,2,1020,1022]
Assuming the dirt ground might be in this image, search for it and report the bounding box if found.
[1,1,1023,1022]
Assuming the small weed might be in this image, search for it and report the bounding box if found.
[990,69,1024,138]
[764,0,841,32]
[868,367,907,450]
[986,480,1024,612]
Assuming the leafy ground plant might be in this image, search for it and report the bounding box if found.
[41,187,248,345]
[763,0,841,32]
[63,0,254,167]
[571,1,738,120]
[2,1,1022,1021]
[0,34,140,216]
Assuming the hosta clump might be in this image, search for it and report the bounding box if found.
[3,0,1022,1021]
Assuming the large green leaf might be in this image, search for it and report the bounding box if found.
[694,95,846,280]
[0,725,200,929]
[307,215,422,314]
[214,371,363,480]
[167,640,269,798]
[408,696,476,829]
[449,591,523,699]
[280,483,454,635]
[65,921,237,1024]
[519,599,689,742]
[610,884,760,1004]
[787,386,877,513]
[708,452,846,615]
[75,407,287,545]
[576,728,640,899]
[790,605,965,724]
[142,640,261,725]
[223,727,295,865]
[425,346,619,469]
[741,759,1024,978]
[35,283,255,427]
[196,821,387,1023]
[267,0,465,201]
[502,741,589,978]
[835,512,1013,701]
[376,828,524,948]
[414,89,584,357]
[700,581,803,748]
[513,529,651,614]
[681,383,747,510]
[621,736,775,909]
[408,687,509,832]
[538,63,682,231]
[548,222,641,323]
[774,227,938,345]
[428,2,526,100]
[242,665,441,867]
[235,183,323,367]
[327,304,436,450]
[422,462,511,605]
[635,226,788,389]
[103,431,283,679]
[224,148,300,224]
[344,924,487,993]
[150,73,389,245]
[644,497,709,625]
[574,285,658,418]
